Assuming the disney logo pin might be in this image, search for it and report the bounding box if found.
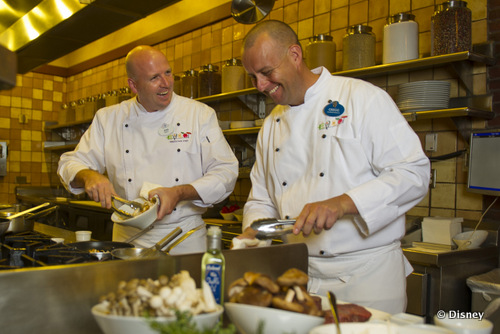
[323,100,345,117]
[158,122,173,136]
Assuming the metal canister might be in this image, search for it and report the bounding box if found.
[222,58,246,93]
[181,69,198,99]
[105,90,119,106]
[342,24,376,70]
[75,98,86,121]
[383,13,419,64]
[431,1,471,56]
[173,75,181,95]
[305,34,336,73]
[84,96,97,120]
[198,64,221,97]
[58,103,69,124]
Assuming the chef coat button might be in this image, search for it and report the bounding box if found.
[275,148,280,152]
[175,178,179,182]
[285,215,290,219]
[125,124,129,128]
[319,172,325,177]
[128,178,132,182]
[322,134,326,139]
[177,148,181,152]
[282,181,287,186]
[276,118,280,123]
[177,123,180,126]
[320,250,325,255]
[125,150,129,153]
[173,208,177,211]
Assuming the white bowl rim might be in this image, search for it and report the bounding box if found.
[111,197,158,228]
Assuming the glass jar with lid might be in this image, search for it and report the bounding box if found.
[431,1,471,56]
[342,24,376,70]
[383,13,419,64]
[198,64,221,97]
[222,58,245,93]
[181,69,199,99]
[173,75,181,95]
[305,34,336,73]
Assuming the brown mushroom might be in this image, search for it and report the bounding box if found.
[276,268,308,287]
[230,285,273,307]
[243,271,280,294]
[272,295,304,313]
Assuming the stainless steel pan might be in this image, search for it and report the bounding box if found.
[231,0,275,24]
[68,241,134,261]
[112,227,182,260]
[0,202,55,236]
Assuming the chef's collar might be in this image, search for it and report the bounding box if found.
[132,94,175,116]
[302,67,331,104]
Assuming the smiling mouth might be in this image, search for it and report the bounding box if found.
[158,91,169,96]
[268,85,279,95]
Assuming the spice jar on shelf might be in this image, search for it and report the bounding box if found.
[383,13,419,64]
[431,1,471,56]
[199,64,221,97]
[75,98,86,121]
[342,24,376,70]
[173,75,181,95]
[305,34,336,73]
[181,69,198,99]
[222,58,245,93]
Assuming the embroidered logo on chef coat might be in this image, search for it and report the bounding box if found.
[158,122,192,142]
[318,100,347,130]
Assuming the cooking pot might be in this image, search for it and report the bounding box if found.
[68,241,134,261]
[0,202,56,236]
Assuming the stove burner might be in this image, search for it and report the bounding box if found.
[0,231,100,270]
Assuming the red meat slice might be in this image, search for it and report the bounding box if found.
[324,303,372,323]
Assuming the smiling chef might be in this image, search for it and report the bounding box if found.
[57,45,238,254]
[235,20,430,314]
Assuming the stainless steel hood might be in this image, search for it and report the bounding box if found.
[0,0,180,74]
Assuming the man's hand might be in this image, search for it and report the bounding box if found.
[71,169,116,209]
[148,185,200,219]
[293,194,358,237]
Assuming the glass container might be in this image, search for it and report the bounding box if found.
[383,13,419,64]
[431,1,471,56]
[342,24,376,70]
[222,58,245,93]
[181,69,199,99]
[305,34,336,73]
[199,64,221,97]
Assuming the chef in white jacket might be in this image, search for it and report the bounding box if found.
[237,21,430,313]
[58,45,238,254]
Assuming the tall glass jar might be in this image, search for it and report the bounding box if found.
[342,24,376,70]
[198,64,221,97]
[305,34,336,73]
[181,69,198,99]
[383,13,419,64]
[222,58,245,93]
[431,1,471,56]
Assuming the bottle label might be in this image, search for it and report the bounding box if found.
[204,263,223,304]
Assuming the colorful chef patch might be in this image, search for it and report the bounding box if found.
[318,100,348,130]
[158,122,192,142]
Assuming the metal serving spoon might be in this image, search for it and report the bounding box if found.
[111,195,152,218]
[250,218,296,239]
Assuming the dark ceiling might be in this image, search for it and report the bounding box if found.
[0,0,179,74]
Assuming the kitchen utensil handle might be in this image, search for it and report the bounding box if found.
[124,223,155,243]
[5,202,51,220]
[154,227,182,250]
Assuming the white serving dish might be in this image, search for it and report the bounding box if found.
[453,230,488,250]
[111,197,158,229]
[310,323,455,334]
[225,302,324,334]
[91,304,223,334]
[434,313,493,334]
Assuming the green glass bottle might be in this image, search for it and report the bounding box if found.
[201,226,225,304]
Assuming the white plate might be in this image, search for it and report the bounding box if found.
[225,302,324,334]
[111,197,158,229]
[92,304,223,334]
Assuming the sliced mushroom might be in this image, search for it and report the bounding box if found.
[276,268,308,287]
[272,295,304,313]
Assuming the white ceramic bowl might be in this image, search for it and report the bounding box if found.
[453,230,488,250]
[310,323,455,334]
[91,304,223,334]
[225,302,324,334]
[434,313,493,334]
[219,210,235,220]
[111,197,158,229]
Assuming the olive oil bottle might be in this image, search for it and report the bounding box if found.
[201,226,225,304]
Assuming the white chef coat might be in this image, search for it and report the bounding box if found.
[58,94,238,253]
[242,67,430,312]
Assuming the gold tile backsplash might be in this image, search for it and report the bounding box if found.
[0,0,490,222]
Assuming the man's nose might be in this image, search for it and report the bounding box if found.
[254,75,268,92]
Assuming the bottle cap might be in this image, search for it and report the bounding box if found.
[207,226,221,236]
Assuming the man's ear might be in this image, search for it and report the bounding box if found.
[127,78,138,94]
[288,44,303,65]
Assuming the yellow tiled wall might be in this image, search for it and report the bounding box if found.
[0,0,490,222]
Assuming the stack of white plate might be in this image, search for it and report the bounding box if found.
[397,80,450,112]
